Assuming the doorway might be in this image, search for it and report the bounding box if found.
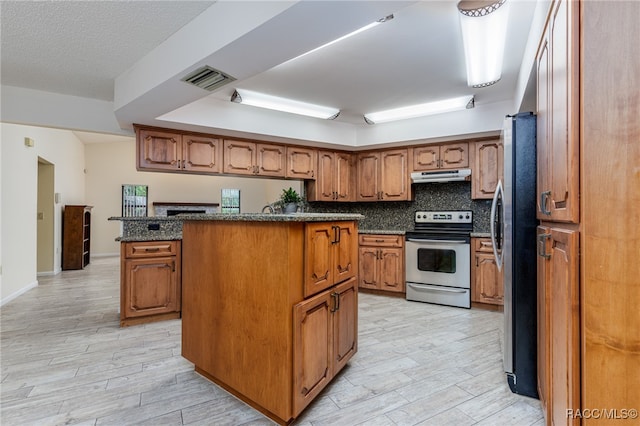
[37,158,55,275]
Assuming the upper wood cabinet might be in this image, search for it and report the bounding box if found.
[306,151,354,202]
[136,127,222,174]
[536,0,579,223]
[471,139,503,199]
[356,149,409,202]
[304,221,357,297]
[223,139,285,177]
[286,146,316,180]
[412,142,468,171]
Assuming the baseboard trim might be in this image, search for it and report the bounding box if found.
[1,280,39,306]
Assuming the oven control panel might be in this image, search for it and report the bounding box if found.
[414,210,472,224]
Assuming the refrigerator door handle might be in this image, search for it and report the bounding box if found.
[490,179,504,271]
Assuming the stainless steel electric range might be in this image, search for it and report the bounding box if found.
[405,210,472,308]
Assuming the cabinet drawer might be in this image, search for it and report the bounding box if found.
[124,241,179,258]
[359,234,403,248]
[474,238,494,253]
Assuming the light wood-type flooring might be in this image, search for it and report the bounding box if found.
[1,257,543,425]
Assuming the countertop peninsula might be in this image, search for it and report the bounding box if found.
[109,213,364,242]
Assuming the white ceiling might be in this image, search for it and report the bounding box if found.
[0,0,539,145]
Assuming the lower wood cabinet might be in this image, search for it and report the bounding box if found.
[537,226,580,425]
[293,276,357,416]
[181,219,358,425]
[120,240,181,327]
[471,238,503,306]
[358,234,404,293]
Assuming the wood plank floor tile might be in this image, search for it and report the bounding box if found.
[0,256,543,425]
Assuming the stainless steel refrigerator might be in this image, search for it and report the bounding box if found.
[491,112,538,398]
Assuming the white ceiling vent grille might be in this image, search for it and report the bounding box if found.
[181,66,235,91]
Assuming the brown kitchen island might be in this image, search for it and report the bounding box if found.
[180,213,363,425]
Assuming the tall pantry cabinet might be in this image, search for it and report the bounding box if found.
[536,1,640,425]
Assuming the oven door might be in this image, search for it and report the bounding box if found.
[405,237,470,289]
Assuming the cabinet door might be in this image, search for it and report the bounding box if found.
[313,151,336,201]
[293,291,333,417]
[472,140,503,199]
[440,143,469,169]
[286,146,316,179]
[356,152,380,201]
[472,252,503,305]
[380,149,409,201]
[304,223,334,296]
[412,146,440,171]
[256,143,285,177]
[358,246,379,290]
[223,140,256,175]
[379,247,404,293]
[138,129,181,171]
[335,152,354,201]
[332,277,357,375]
[537,0,580,223]
[334,222,357,284]
[537,227,549,418]
[538,226,580,426]
[123,256,180,318]
[182,136,222,173]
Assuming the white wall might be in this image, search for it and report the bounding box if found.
[84,138,302,255]
[1,123,85,305]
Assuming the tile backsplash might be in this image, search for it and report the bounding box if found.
[307,182,491,233]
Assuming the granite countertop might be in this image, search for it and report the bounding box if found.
[470,232,491,238]
[117,234,182,242]
[109,213,364,222]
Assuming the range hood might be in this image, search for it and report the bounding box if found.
[411,168,472,183]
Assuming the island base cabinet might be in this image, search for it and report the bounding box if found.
[181,220,358,425]
[120,241,181,327]
[293,277,357,417]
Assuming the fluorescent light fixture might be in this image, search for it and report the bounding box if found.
[231,89,340,120]
[294,14,394,61]
[457,0,510,88]
[364,95,475,124]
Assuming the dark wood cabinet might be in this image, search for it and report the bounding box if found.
[62,205,92,270]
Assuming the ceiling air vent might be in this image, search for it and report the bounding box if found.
[181,66,235,91]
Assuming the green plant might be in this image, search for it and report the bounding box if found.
[280,187,302,204]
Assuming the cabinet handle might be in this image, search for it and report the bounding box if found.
[172,261,176,272]
[330,292,340,312]
[335,226,341,243]
[540,191,551,215]
[375,239,384,243]
[331,226,338,244]
[537,233,551,259]
[144,247,160,252]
